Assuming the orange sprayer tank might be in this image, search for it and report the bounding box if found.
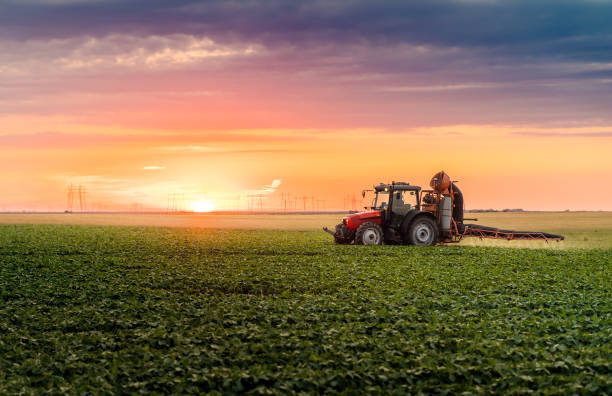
[430,171,451,193]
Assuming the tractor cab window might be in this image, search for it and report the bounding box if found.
[391,190,417,215]
[371,191,389,210]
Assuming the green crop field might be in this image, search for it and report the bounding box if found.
[1,224,610,394]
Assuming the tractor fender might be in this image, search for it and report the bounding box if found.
[400,211,437,238]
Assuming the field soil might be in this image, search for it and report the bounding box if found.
[1,211,611,248]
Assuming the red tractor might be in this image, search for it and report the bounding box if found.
[324,171,563,246]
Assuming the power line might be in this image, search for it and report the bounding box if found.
[66,184,87,212]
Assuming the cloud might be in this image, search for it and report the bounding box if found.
[513,131,612,138]
[5,0,107,4]
[2,1,611,62]
[1,1,612,128]
[263,179,282,193]
[143,166,165,170]
[246,179,282,196]
[0,34,257,76]
[0,131,314,150]
[163,145,220,152]
[160,146,296,155]
[59,174,127,192]
[381,83,506,92]
[51,172,209,209]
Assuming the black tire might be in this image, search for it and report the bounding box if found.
[407,216,438,246]
[355,222,384,245]
[334,235,351,244]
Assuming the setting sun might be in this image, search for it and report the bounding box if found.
[190,199,215,213]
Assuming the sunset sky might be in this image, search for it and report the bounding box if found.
[2,0,611,211]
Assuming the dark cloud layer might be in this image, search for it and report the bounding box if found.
[2,0,611,62]
[2,0,612,128]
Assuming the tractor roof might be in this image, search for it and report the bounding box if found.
[374,182,421,192]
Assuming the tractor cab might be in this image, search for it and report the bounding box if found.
[362,182,421,216]
[366,182,421,223]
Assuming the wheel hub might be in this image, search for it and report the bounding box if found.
[414,223,431,243]
[362,228,381,245]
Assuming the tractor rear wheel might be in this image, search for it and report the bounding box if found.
[407,217,438,246]
[355,222,383,245]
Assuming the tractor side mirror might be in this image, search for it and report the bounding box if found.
[362,190,366,198]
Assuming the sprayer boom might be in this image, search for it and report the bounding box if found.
[462,224,564,241]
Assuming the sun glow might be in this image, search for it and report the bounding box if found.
[190,199,215,212]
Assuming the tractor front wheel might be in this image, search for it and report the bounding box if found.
[407,217,438,246]
[355,222,383,245]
